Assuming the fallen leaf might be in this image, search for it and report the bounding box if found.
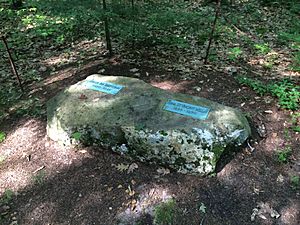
[131,179,136,185]
[107,187,113,192]
[127,163,138,174]
[251,202,280,221]
[113,163,129,172]
[264,110,273,114]
[78,150,87,154]
[199,202,206,214]
[157,167,170,175]
[276,174,284,183]
[130,68,139,73]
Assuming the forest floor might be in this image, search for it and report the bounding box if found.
[0,1,300,225]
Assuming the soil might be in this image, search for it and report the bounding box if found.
[0,55,299,225]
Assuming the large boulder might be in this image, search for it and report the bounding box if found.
[47,75,251,175]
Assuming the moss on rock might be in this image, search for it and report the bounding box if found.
[47,75,251,175]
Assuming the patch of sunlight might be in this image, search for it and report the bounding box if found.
[43,37,105,69]
[25,201,56,223]
[43,68,74,86]
[116,185,173,224]
[280,201,300,225]
[150,80,192,92]
[21,13,68,32]
[0,169,31,194]
[247,49,300,78]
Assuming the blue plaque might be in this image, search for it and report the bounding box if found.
[163,100,210,120]
[84,80,123,95]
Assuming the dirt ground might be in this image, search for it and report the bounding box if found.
[0,55,299,225]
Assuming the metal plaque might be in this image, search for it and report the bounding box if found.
[163,100,210,120]
[84,80,123,95]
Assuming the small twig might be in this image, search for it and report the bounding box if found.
[200,216,205,225]
[247,139,255,152]
[33,165,45,174]
[1,36,24,92]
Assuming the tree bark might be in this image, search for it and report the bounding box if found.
[1,36,24,92]
[103,0,113,56]
[204,0,221,64]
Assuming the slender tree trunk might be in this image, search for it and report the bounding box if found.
[103,0,112,56]
[1,36,24,92]
[11,0,22,10]
[204,0,221,64]
[131,0,136,48]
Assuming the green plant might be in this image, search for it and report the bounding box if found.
[254,43,271,55]
[268,79,300,110]
[0,131,5,143]
[290,112,300,132]
[276,146,292,163]
[228,47,243,61]
[154,199,177,225]
[72,132,82,141]
[237,77,300,110]
[290,52,300,72]
[290,175,299,190]
[236,77,268,96]
[0,189,14,205]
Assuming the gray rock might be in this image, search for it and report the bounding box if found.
[47,75,251,175]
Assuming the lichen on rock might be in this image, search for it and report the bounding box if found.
[47,74,251,175]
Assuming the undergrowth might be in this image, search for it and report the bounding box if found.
[237,77,300,110]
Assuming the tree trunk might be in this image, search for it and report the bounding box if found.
[1,36,24,92]
[204,0,221,64]
[103,0,112,56]
[11,0,22,10]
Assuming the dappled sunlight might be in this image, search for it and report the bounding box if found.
[0,169,31,194]
[24,201,56,224]
[43,38,106,68]
[0,118,87,196]
[279,201,300,225]
[21,10,68,32]
[217,162,239,183]
[247,49,300,78]
[150,80,192,92]
[43,67,75,86]
[116,185,173,224]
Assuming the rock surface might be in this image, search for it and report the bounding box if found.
[47,75,251,175]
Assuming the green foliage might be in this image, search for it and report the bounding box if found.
[276,146,292,163]
[0,131,6,143]
[268,79,300,110]
[290,112,300,132]
[254,43,271,55]
[0,189,14,205]
[228,47,243,61]
[236,77,268,96]
[72,132,82,141]
[237,77,300,110]
[290,175,299,190]
[290,52,300,72]
[154,199,177,225]
[258,0,300,12]
[292,126,300,132]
